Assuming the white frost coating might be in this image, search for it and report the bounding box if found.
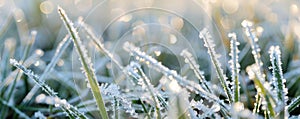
[269,46,288,116]
[180,49,212,93]
[190,100,220,118]
[100,83,138,117]
[123,42,230,113]
[241,20,264,75]
[10,59,87,118]
[228,33,241,102]
[199,28,233,103]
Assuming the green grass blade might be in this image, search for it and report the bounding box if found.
[247,65,276,117]
[288,96,300,113]
[0,97,30,119]
[228,33,241,102]
[269,46,288,118]
[58,7,108,119]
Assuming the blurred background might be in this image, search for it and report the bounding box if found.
[0,0,300,118]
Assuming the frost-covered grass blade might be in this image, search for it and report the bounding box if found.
[58,7,108,119]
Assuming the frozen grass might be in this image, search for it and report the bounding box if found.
[0,3,300,119]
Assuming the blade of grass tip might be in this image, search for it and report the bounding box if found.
[247,65,276,117]
[9,59,87,119]
[269,46,288,118]
[123,42,230,115]
[228,33,241,102]
[22,35,71,104]
[199,28,233,103]
[58,7,108,119]
[128,62,161,119]
[0,97,30,119]
[241,20,264,73]
[180,49,212,93]
[288,96,300,113]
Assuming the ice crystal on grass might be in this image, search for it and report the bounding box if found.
[58,7,108,119]
[228,33,241,102]
[127,62,161,118]
[190,100,220,118]
[247,64,276,117]
[242,20,264,73]
[269,46,288,118]
[180,49,212,93]
[199,28,233,103]
[10,59,87,118]
[100,83,137,117]
[123,42,230,115]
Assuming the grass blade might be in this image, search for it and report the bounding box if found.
[127,62,161,119]
[180,49,212,93]
[199,28,233,103]
[247,65,276,117]
[288,96,300,113]
[269,46,288,118]
[58,7,108,119]
[0,97,30,119]
[228,33,241,102]
[22,35,71,104]
[10,59,87,118]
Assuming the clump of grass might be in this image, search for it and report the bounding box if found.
[1,4,300,119]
